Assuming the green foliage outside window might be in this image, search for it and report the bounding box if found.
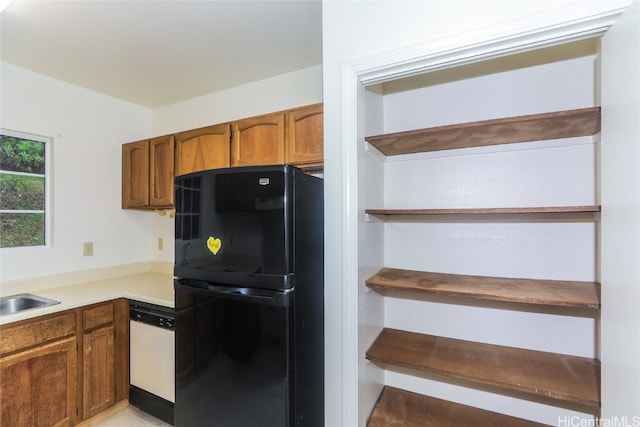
[0,135,46,174]
[0,134,47,248]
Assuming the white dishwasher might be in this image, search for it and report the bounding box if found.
[129,301,175,425]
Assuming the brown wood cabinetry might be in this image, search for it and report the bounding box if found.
[149,136,175,207]
[0,299,129,426]
[82,325,115,418]
[230,105,324,168]
[285,103,323,168]
[121,140,149,208]
[121,103,323,210]
[0,311,78,427]
[80,302,115,419]
[1,338,77,427]
[78,299,128,421]
[175,123,231,176]
[232,112,285,166]
[122,135,174,209]
[111,299,129,404]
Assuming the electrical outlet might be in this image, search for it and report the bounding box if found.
[83,242,93,256]
[158,238,164,251]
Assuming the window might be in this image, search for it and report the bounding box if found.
[0,130,51,248]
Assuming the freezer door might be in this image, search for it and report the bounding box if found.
[174,166,294,289]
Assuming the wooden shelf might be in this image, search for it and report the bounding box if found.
[365,107,601,156]
[366,268,600,309]
[367,386,546,427]
[366,328,600,410]
[365,205,601,216]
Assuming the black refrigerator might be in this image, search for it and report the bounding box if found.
[173,165,323,427]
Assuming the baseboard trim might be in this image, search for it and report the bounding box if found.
[75,399,129,427]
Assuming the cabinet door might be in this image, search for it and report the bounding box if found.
[83,325,115,418]
[122,140,150,208]
[0,337,77,427]
[112,299,130,403]
[285,104,324,167]
[176,123,231,175]
[232,112,285,166]
[149,135,175,207]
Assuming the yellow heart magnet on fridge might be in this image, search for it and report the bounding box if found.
[207,236,222,255]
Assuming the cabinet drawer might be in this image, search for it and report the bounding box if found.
[0,311,76,357]
[83,303,114,331]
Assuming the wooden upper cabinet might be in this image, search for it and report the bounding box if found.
[285,103,323,167]
[122,104,323,211]
[122,135,174,209]
[122,140,150,208]
[149,135,175,207]
[175,123,231,176]
[232,112,285,166]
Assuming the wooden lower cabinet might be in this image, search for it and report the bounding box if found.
[82,324,115,418]
[1,337,77,427]
[0,299,129,426]
[78,299,128,422]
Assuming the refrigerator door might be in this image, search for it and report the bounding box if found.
[174,280,293,427]
[174,166,294,290]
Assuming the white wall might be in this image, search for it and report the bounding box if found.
[600,0,640,420]
[0,61,153,283]
[152,65,322,135]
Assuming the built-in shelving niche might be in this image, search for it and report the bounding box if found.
[360,40,602,426]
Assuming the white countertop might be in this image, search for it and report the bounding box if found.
[0,270,174,326]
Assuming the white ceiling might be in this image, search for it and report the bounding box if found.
[0,0,322,108]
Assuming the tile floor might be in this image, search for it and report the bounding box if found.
[93,405,172,427]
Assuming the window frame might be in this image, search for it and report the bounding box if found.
[0,128,53,249]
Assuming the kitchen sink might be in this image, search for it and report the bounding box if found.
[0,293,60,316]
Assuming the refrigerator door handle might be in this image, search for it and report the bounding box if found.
[175,281,292,307]
[206,284,288,298]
